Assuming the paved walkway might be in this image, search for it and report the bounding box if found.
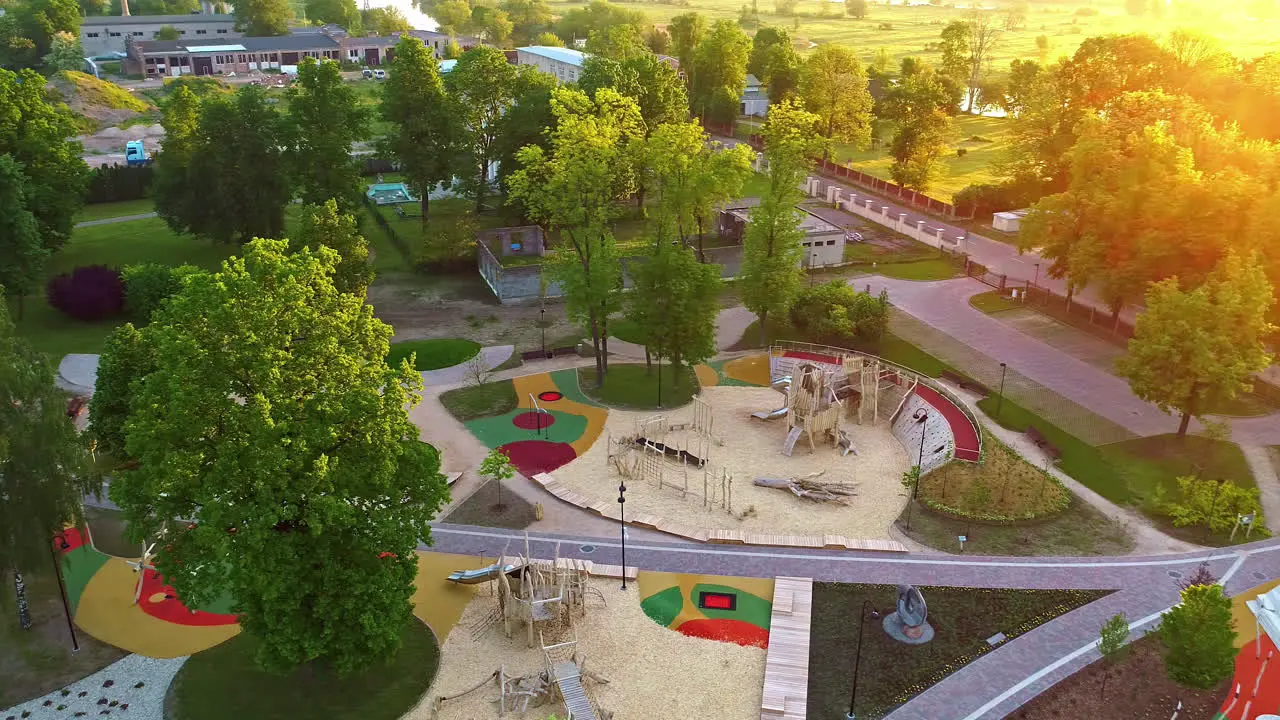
[605,305,762,360]
[74,212,158,227]
[1242,444,1280,534]
[417,344,514,386]
[426,523,1280,719]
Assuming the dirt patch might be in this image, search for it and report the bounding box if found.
[48,71,155,134]
[443,479,538,530]
[1010,634,1228,720]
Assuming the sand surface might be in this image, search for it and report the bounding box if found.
[416,577,766,719]
[551,385,911,540]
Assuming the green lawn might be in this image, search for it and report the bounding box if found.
[386,338,481,371]
[871,258,961,281]
[75,198,156,223]
[897,497,1134,556]
[609,317,645,344]
[807,582,1109,718]
[969,289,1025,314]
[739,172,772,199]
[976,394,1261,545]
[50,216,237,274]
[579,362,700,409]
[439,379,518,421]
[167,619,439,720]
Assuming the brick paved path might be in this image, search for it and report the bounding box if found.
[425,523,1280,719]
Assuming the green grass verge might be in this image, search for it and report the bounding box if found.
[386,338,481,371]
[579,362,700,410]
[439,380,518,421]
[609,317,646,344]
[808,582,1110,718]
[897,498,1134,556]
[167,619,439,720]
[968,290,1025,314]
[870,258,962,281]
[75,199,156,223]
[50,217,238,274]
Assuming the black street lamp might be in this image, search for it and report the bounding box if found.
[845,600,881,719]
[618,481,628,590]
[51,534,80,652]
[904,409,927,531]
[540,305,547,359]
[995,362,1008,422]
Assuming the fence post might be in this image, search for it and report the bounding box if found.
[998,274,1007,291]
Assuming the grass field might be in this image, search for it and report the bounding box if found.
[167,619,439,720]
[898,496,1134,556]
[579,362,700,409]
[969,289,1024,314]
[439,379,519,421]
[75,198,156,223]
[385,338,481,371]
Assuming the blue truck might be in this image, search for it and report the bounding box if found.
[125,140,150,167]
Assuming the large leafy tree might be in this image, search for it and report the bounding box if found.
[445,46,519,214]
[304,0,358,27]
[0,294,96,622]
[153,85,203,238]
[380,36,459,221]
[43,31,84,72]
[748,26,801,102]
[643,121,753,260]
[0,0,80,69]
[1117,252,1275,438]
[234,0,291,36]
[493,68,558,190]
[292,200,373,296]
[584,23,648,60]
[552,0,645,44]
[740,100,825,345]
[0,156,46,318]
[501,0,553,44]
[111,239,450,673]
[89,322,157,459]
[180,85,292,243]
[362,6,411,35]
[286,58,369,214]
[0,68,88,253]
[690,19,750,124]
[1157,584,1236,689]
[508,87,642,384]
[880,67,952,193]
[667,11,706,76]
[579,53,688,132]
[799,42,873,152]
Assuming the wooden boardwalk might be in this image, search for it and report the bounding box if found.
[761,577,813,720]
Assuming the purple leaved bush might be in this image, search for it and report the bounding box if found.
[46,265,125,322]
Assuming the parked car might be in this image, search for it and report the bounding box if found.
[373,69,386,80]
[846,231,864,243]
[362,68,373,79]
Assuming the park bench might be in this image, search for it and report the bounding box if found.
[1025,426,1062,462]
[940,370,990,396]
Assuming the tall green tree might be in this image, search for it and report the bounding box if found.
[938,19,970,86]
[182,85,292,243]
[584,23,648,60]
[0,156,46,319]
[445,46,519,214]
[235,0,292,36]
[0,68,88,253]
[493,68,558,189]
[748,27,801,102]
[154,25,181,41]
[690,19,750,123]
[508,87,642,383]
[0,294,96,622]
[1157,584,1236,689]
[552,0,645,45]
[286,58,369,213]
[501,0,553,44]
[89,322,158,459]
[668,11,707,77]
[626,220,721,380]
[380,36,459,221]
[0,0,80,69]
[578,53,688,133]
[111,239,450,673]
[42,31,84,71]
[1117,252,1275,438]
[304,0,358,29]
[799,43,873,152]
[153,84,203,239]
[362,6,411,35]
[740,99,825,345]
[292,200,373,296]
[881,67,953,193]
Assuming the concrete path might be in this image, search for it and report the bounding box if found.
[1242,444,1280,534]
[417,344,514,386]
[74,212,158,227]
[604,305,762,360]
[426,523,1280,720]
[861,275,1193,438]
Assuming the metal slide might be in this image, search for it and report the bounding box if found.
[446,562,521,585]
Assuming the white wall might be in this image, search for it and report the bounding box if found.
[891,393,955,476]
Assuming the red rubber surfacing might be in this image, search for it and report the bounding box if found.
[512,411,556,430]
[913,384,981,461]
[137,569,238,626]
[1218,632,1278,719]
[56,527,88,553]
[497,440,578,476]
[677,618,770,648]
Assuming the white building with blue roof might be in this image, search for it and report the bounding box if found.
[515,45,587,83]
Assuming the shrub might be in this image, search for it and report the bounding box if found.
[46,265,125,321]
[1157,584,1236,689]
[122,263,200,321]
[956,147,968,157]
[789,281,889,343]
[86,163,154,204]
[953,182,1035,217]
[1156,475,1266,535]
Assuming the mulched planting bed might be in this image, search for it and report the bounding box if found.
[808,582,1110,719]
[442,479,538,530]
[1009,634,1228,720]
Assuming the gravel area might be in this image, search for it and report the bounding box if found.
[413,577,765,720]
[1,654,186,720]
[551,385,911,540]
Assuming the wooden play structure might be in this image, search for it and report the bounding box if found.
[435,537,612,719]
[606,397,735,515]
[779,363,855,457]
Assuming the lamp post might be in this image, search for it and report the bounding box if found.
[905,409,927,531]
[845,600,881,719]
[51,534,79,652]
[995,362,1008,422]
[540,305,547,358]
[618,481,628,590]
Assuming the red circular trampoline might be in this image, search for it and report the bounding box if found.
[538,391,563,402]
[498,440,578,476]
[513,411,556,430]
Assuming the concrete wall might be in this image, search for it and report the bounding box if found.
[891,393,955,476]
[515,49,581,82]
[83,17,237,56]
[797,169,969,252]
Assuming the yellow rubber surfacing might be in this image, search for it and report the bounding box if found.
[512,372,608,456]
[723,354,771,386]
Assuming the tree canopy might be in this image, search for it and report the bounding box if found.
[286,58,369,213]
[0,0,80,69]
[380,36,459,220]
[578,52,689,134]
[748,27,801,103]
[1158,584,1237,689]
[690,19,751,124]
[627,220,721,379]
[445,46,520,213]
[110,239,450,673]
[799,43,873,151]
[234,0,292,36]
[292,200,373,296]
[0,155,46,314]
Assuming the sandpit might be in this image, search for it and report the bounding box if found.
[414,577,765,720]
[550,385,912,541]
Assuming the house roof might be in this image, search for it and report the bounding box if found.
[517,45,586,67]
[745,73,763,87]
[439,59,457,73]
[84,13,234,25]
[134,33,341,54]
[726,206,842,235]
